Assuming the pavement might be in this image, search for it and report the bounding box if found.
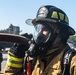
[0,52,7,75]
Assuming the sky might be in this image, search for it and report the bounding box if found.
[0,0,76,34]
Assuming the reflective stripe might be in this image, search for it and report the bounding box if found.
[7,61,23,68]
[59,12,64,20]
[7,54,24,68]
[65,16,69,23]
[8,54,23,62]
[7,59,23,64]
[51,11,58,19]
[51,11,69,24]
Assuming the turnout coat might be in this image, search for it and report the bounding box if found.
[4,44,76,75]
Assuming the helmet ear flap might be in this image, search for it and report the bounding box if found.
[58,25,69,43]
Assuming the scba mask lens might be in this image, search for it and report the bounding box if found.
[34,24,51,44]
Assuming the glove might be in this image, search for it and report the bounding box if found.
[9,33,33,58]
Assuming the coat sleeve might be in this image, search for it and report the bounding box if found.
[70,55,76,75]
[4,51,24,75]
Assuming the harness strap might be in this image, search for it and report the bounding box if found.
[62,49,76,75]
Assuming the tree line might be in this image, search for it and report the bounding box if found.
[68,35,76,48]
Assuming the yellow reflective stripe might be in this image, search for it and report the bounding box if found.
[51,11,69,24]
[59,12,64,20]
[51,11,58,19]
[7,61,23,68]
[7,58,23,64]
[8,54,24,62]
[7,54,24,68]
[65,16,69,23]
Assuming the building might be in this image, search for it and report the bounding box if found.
[0,24,20,35]
[0,24,21,48]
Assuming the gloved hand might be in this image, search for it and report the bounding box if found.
[9,33,33,58]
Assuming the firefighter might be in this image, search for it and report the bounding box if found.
[4,5,76,75]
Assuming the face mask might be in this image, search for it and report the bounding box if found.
[28,23,58,57]
[33,23,51,45]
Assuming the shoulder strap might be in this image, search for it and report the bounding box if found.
[62,49,76,75]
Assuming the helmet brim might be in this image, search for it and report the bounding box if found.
[25,18,56,26]
[25,18,75,35]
